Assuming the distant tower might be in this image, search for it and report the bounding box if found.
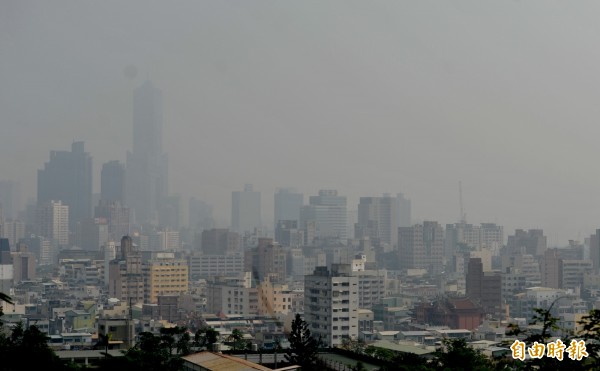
[37,142,92,229]
[126,81,168,225]
[300,190,347,241]
[231,184,261,235]
[274,188,303,229]
[101,160,126,203]
[396,193,411,228]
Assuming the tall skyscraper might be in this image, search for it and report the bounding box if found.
[356,194,398,248]
[231,184,261,234]
[300,190,347,241]
[37,141,92,229]
[274,188,303,229]
[101,160,126,203]
[126,81,168,225]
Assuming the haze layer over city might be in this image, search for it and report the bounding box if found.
[3,1,600,245]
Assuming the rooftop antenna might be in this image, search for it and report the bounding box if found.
[459,181,466,224]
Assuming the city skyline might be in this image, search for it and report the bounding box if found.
[3,1,600,244]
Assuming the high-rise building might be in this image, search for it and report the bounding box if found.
[94,200,131,242]
[143,257,188,304]
[126,81,168,225]
[101,160,126,203]
[507,229,547,257]
[244,238,286,283]
[590,229,600,272]
[200,228,240,255]
[188,198,214,232]
[108,236,144,304]
[12,243,36,283]
[36,200,69,246]
[396,193,411,228]
[0,181,22,220]
[356,195,398,248]
[300,190,347,241]
[304,264,359,347]
[75,218,109,251]
[0,219,25,248]
[398,221,444,274]
[37,142,92,228]
[275,220,304,247]
[231,184,261,235]
[466,258,502,319]
[0,238,12,293]
[274,188,303,228]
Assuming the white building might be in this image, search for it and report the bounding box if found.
[304,264,358,347]
[36,200,69,246]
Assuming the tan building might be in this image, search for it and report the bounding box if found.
[257,277,295,316]
[143,258,188,304]
[244,238,286,284]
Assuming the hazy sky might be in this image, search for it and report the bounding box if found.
[3,1,600,245]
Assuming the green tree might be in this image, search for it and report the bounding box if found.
[193,327,220,350]
[433,338,493,371]
[285,313,322,370]
[228,329,249,351]
[0,322,66,371]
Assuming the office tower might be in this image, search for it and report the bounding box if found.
[126,80,168,225]
[37,142,92,228]
[244,238,286,283]
[12,243,36,283]
[398,221,444,274]
[445,223,504,270]
[0,181,21,220]
[300,190,347,241]
[94,200,131,242]
[231,184,261,234]
[200,228,240,255]
[356,194,398,248]
[304,264,359,347]
[101,160,126,203]
[274,188,303,228]
[188,198,214,232]
[396,193,411,228]
[109,236,144,304]
[507,229,547,257]
[36,200,69,246]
